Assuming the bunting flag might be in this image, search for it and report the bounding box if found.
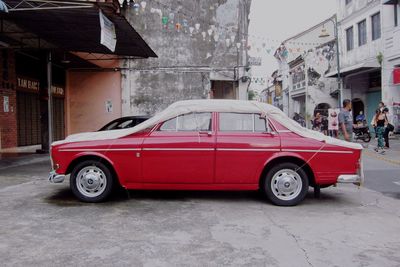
[123,0,327,58]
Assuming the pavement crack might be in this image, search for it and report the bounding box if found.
[266,214,314,267]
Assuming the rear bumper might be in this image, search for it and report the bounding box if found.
[337,174,362,186]
[337,152,364,186]
[48,170,65,183]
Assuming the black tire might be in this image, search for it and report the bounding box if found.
[70,160,114,203]
[262,162,309,206]
[363,133,371,143]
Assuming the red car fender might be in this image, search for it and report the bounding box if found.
[67,151,119,176]
[255,151,313,181]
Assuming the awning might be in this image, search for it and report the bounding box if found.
[383,0,397,4]
[0,0,157,58]
[325,61,380,78]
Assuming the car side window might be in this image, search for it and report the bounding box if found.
[219,113,253,131]
[219,113,268,132]
[159,113,212,131]
[159,117,177,131]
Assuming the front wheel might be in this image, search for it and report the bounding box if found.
[70,160,114,203]
[262,162,309,206]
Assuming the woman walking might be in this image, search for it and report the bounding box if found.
[373,109,388,154]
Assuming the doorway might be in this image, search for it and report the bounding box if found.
[17,91,41,146]
[352,98,364,123]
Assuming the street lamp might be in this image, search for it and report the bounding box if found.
[319,14,342,109]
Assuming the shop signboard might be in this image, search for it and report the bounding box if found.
[99,11,117,52]
[328,108,340,131]
[17,77,40,93]
[248,57,262,66]
[275,83,282,97]
[3,96,9,113]
[51,85,65,97]
[393,68,400,85]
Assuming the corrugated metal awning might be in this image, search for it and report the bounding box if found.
[0,0,157,58]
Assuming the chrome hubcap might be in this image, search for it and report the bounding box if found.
[271,169,302,201]
[76,166,107,198]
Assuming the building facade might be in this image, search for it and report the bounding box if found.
[324,0,400,132]
[326,0,383,129]
[382,0,400,132]
[121,0,252,116]
[274,18,339,127]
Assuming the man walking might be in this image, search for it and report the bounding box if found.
[338,99,353,142]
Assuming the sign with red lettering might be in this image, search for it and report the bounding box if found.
[394,68,400,85]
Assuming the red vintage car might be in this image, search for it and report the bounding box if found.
[49,100,363,206]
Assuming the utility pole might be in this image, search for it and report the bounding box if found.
[47,51,53,150]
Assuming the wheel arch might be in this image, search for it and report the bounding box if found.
[259,155,316,188]
[66,154,122,187]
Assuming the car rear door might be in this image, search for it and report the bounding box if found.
[215,113,281,184]
[141,112,216,184]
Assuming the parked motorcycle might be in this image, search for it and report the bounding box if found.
[353,124,371,142]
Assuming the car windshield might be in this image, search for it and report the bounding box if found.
[100,117,149,131]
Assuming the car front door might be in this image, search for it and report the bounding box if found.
[141,112,215,184]
[215,113,281,184]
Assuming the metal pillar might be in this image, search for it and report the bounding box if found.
[47,51,53,148]
[333,15,342,108]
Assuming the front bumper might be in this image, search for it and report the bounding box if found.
[48,170,65,183]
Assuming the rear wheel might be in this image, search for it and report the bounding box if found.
[70,160,114,203]
[363,133,371,143]
[262,162,309,206]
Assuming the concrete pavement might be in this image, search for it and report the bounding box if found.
[1,161,400,266]
[0,138,400,266]
[362,136,400,200]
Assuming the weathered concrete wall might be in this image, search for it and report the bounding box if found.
[121,0,251,115]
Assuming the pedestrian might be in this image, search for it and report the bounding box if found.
[378,101,386,112]
[338,99,353,142]
[321,115,328,135]
[355,111,365,125]
[373,109,388,154]
[371,109,380,139]
[313,112,322,131]
[382,107,394,149]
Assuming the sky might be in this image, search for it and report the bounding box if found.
[248,0,337,90]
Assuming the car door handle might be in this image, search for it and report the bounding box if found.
[198,131,212,136]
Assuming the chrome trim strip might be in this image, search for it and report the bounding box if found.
[142,148,214,151]
[277,130,292,133]
[59,148,141,152]
[282,149,353,154]
[217,148,280,152]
